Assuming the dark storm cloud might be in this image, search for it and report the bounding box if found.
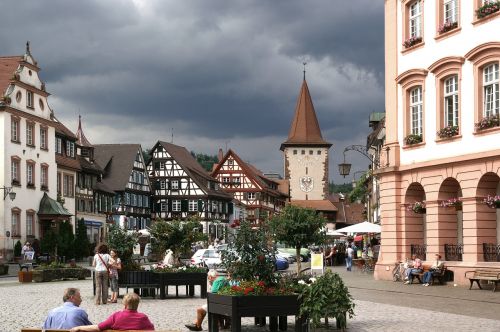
[0,0,384,182]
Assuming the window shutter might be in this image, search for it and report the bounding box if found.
[181,199,188,212]
[228,202,234,214]
[198,200,203,212]
[243,192,248,200]
[154,161,160,170]
[154,180,160,190]
[154,201,160,213]
[222,202,227,214]
[167,199,172,212]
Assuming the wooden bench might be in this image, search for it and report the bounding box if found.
[465,269,500,292]
[412,265,447,285]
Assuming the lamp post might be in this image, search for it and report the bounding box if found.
[1,186,16,201]
[338,145,380,178]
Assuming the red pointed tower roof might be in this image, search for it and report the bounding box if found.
[76,115,92,147]
[280,79,331,150]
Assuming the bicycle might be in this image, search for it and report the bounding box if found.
[392,261,406,282]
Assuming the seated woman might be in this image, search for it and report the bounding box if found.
[422,254,445,286]
[404,254,423,284]
[70,293,154,331]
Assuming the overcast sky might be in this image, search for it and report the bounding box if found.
[1,0,384,184]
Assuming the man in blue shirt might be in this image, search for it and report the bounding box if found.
[43,288,92,329]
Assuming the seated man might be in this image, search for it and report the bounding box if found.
[422,254,445,286]
[404,254,423,284]
[185,270,229,331]
[70,293,154,331]
[43,288,92,329]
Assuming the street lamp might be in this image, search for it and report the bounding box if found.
[1,186,16,201]
[338,145,380,177]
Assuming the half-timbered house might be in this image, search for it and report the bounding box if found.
[94,144,152,231]
[211,149,287,226]
[148,141,233,241]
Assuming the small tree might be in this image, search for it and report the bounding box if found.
[221,220,276,285]
[57,220,75,259]
[149,218,207,263]
[106,225,138,267]
[73,218,90,259]
[269,205,326,275]
[40,230,58,256]
[14,240,22,257]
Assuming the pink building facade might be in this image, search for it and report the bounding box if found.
[375,0,500,285]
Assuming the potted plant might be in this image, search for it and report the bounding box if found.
[404,134,423,145]
[437,125,459,139]
[438,21,458,34]
[32,261,90,282]
[441,198,462,211]
[484,195,500,209]
[475,114,500,131]
[407,201,426,214]
[402,36,422,49]
[476,0,500,19]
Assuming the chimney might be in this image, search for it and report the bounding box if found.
[218,148,224,162]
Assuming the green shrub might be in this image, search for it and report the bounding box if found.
[106,225,138,268]
[73,219,90,259]
[14,240,22,257]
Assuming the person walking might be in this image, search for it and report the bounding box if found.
[93,243,111,305]
[109,249,122,303]
[43,288,92,329]
[346,244,354,271]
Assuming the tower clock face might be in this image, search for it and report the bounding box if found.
[299,176,313,192]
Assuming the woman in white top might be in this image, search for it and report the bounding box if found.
[93,243,111,305]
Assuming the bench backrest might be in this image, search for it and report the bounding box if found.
[473,270,500,277]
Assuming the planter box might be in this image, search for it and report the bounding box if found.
[155,271,208,299]
[18,271,33,283]
[32,268,90,282]
[0,264,9,275]
[207,293,305,332]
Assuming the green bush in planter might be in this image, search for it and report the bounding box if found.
[296,270,355,331]
[106,225,138,268]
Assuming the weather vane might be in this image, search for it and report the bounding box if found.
[303,62,307,80]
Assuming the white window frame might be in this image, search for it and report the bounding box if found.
[483,63,499,117]
[160,180,166,190]
[172,199,181,212]
[248,192,256,200]
[66,141,75,157]
[444,75,459,126]
[26,213,34,236]
[40,127,47,149]
[410,87,423,136]
[11,160,20,182]
[444,0,458,23]
[171,180,179,190]
[160,201,167,212]
[11,212,20,237]
[41,165,48,187]
[189,199,198,212]
[56,137,62,154]
[27,90,34,108]
[409,1,422,38]
[11,119,19,142]
[27,163,34,185]
[26,123,34,146]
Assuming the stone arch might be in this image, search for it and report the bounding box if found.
[476,172,500,261]
[403,183,426,259]
[437,177,463,261]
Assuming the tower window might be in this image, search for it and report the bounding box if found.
[317,150,321,155]
[309,150,313,155]
[301,150,305,155]
[293,150,297,155]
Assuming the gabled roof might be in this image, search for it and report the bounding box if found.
[53,117,77,140]
[290,199,338,212]
[76,115,92,147]
[0,56,22,96]
[38,192,72,217]
[56,154,82,171]
[156,141,232,199]
[212,149,288,197]
[94,144,142,191]
[281,79,331,150]
[78,156,102,174]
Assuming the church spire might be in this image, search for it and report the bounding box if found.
[76,115,92,147]
[280,77,331,151]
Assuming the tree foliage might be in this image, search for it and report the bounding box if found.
[348,172,369,203]
[329,182,353,194]
[191,151,218,172]
[106,225,138,267]
[149,218,207,262]
[221,220,276,285]
[40,230,58,255]
[142,148,152,165]
[58,220,75,259]
[14,240,22,257]
[269,205,326,275]
[73,218,90,259]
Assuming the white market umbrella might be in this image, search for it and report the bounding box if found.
[326,230,346,237]
[335,221,381,234]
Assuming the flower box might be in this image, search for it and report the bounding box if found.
[437,125,459,139]
[404,134,423,145]
[438,21,458,34]
[207,293,304,332]
[475,114,500,131]
[441,198,462,211]
[484,195,500,209]
[476,1,500,19]
[407,201,426,214]
[403,36,422,49]
[32,268,90,282]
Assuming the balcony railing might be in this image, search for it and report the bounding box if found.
[444,244,463,261]
[410,244,427,261]
[483,243,500,262]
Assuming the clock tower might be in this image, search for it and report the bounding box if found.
[280,78,332,201]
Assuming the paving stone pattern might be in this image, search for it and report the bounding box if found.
[0,278,499,332]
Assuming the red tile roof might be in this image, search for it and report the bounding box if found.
[281,79,331,150]
[0,56,22,95]
[290,199,338,211]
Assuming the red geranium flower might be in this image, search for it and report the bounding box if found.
[257,281,265,287]
[257,255,265,262]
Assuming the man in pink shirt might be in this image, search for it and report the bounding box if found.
[70,293,154,331]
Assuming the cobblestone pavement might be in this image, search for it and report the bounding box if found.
[0,266,500,331]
